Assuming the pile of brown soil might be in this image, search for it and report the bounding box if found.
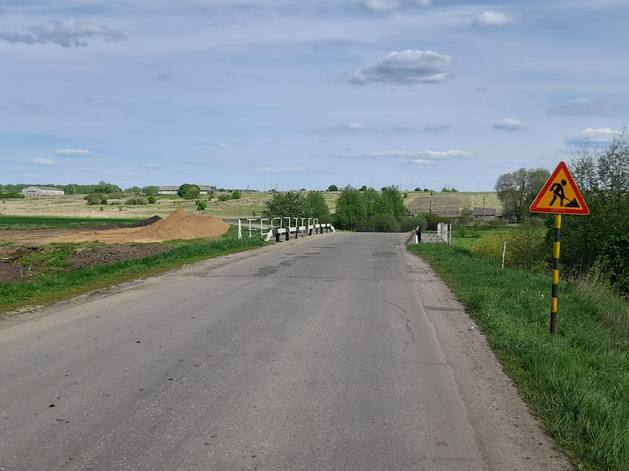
[48,209,230,243]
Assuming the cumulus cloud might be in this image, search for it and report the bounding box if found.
[1,100,55,115]
[564,128,620,145]
[55,148,95,158]
[347,50,453,85]
[472,11,515,26]
[0,20,125,47]
[360,0,430,11]
[258,167,307,173]
[548,98,620,116]
[20,173,39,178]
[313,123,373,135]
[32,157,56,166]
[492,118,528,131]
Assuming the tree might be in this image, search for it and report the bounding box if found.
[93,181,121,194]
[327,184,339,192]
[124,186,142,193]
[178,183,201,199]
[262,191,312,219]
[359,185,368,192]
[306,191,330,222]
[334,189,367,230]
[379,186,407,221]
[143,186,159,195]
[495,168,550,223]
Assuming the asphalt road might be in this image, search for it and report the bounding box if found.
[0,233,566,471]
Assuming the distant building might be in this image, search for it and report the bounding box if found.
[21,186,65,197]
[473,207,497,220]
[157,186,179,195]
[158,185,217,195]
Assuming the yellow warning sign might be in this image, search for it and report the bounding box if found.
[530,161,589,215]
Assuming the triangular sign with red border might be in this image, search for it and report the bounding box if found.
[530,161,589,215]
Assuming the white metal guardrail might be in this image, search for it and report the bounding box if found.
[237,217,335,241]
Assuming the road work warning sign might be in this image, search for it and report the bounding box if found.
[530,161,589,215]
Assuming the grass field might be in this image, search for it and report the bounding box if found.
[408,243,629,471]
[0,226,266,317]
[1,191,503,220]
[0,215,146,230]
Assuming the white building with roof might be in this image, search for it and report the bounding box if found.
[21,186,65,197]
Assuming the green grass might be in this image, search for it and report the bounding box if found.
[0,227,267,316]
[0,215,146,230]
[408,243,629,471]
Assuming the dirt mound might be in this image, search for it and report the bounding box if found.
[48,209,230,243]
[125,215,162,228]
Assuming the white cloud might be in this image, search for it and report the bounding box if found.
[194,141,246,148]
[102,171,147,177]
[394,125,450,134]
[181,156,221,166]
[361,0,430,11]
[0,20,125,48]
[548,98,620,116]
[20,173,38,178]
[138,163,164,169]
[370,149,473,159]
[55,148,95,158]
[258,167,307,173]
[472,11,515,26]
[409,159,432,167]
[564,128,620,145]
[492,118,528,132]
[348,50,453,85]
[314,123,372,135]
[33,158,56,166]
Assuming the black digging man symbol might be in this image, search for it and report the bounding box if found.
[549,178,580,208]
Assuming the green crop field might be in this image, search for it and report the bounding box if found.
[0,216,146,230]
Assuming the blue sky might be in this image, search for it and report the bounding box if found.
[1,0,627,191]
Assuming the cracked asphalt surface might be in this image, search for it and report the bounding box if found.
[0,232,567,470]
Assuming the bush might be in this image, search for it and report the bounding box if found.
[125,197,148,205]
[0,192,24,199]
[195,200,207,211]
[218,194,231,202]
[421,212,453,230]
[370,213,401,232]
[231,190,242,200]
[400,215,428,232]
[473,227,548,271]
[85,195,102,206]
[488,219,507,227]
[147,195,157,204]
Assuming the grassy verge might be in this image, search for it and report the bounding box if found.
[408,243,629,471]
[0,215,146,229]
[0,230,266,317]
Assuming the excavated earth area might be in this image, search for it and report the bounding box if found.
[0,210,230,284]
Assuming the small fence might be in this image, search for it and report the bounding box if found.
[237,217,335,242]
[436,222,452,245]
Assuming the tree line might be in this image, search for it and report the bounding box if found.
[495,129,629,294]
[262,186,430,233]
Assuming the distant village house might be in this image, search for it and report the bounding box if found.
[473,207,497,220]
[21,186,65,197]
[157,185,217,195]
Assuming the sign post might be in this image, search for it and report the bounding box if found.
[530,161,589,335]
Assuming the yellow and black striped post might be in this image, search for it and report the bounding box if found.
[550,214,561,335]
